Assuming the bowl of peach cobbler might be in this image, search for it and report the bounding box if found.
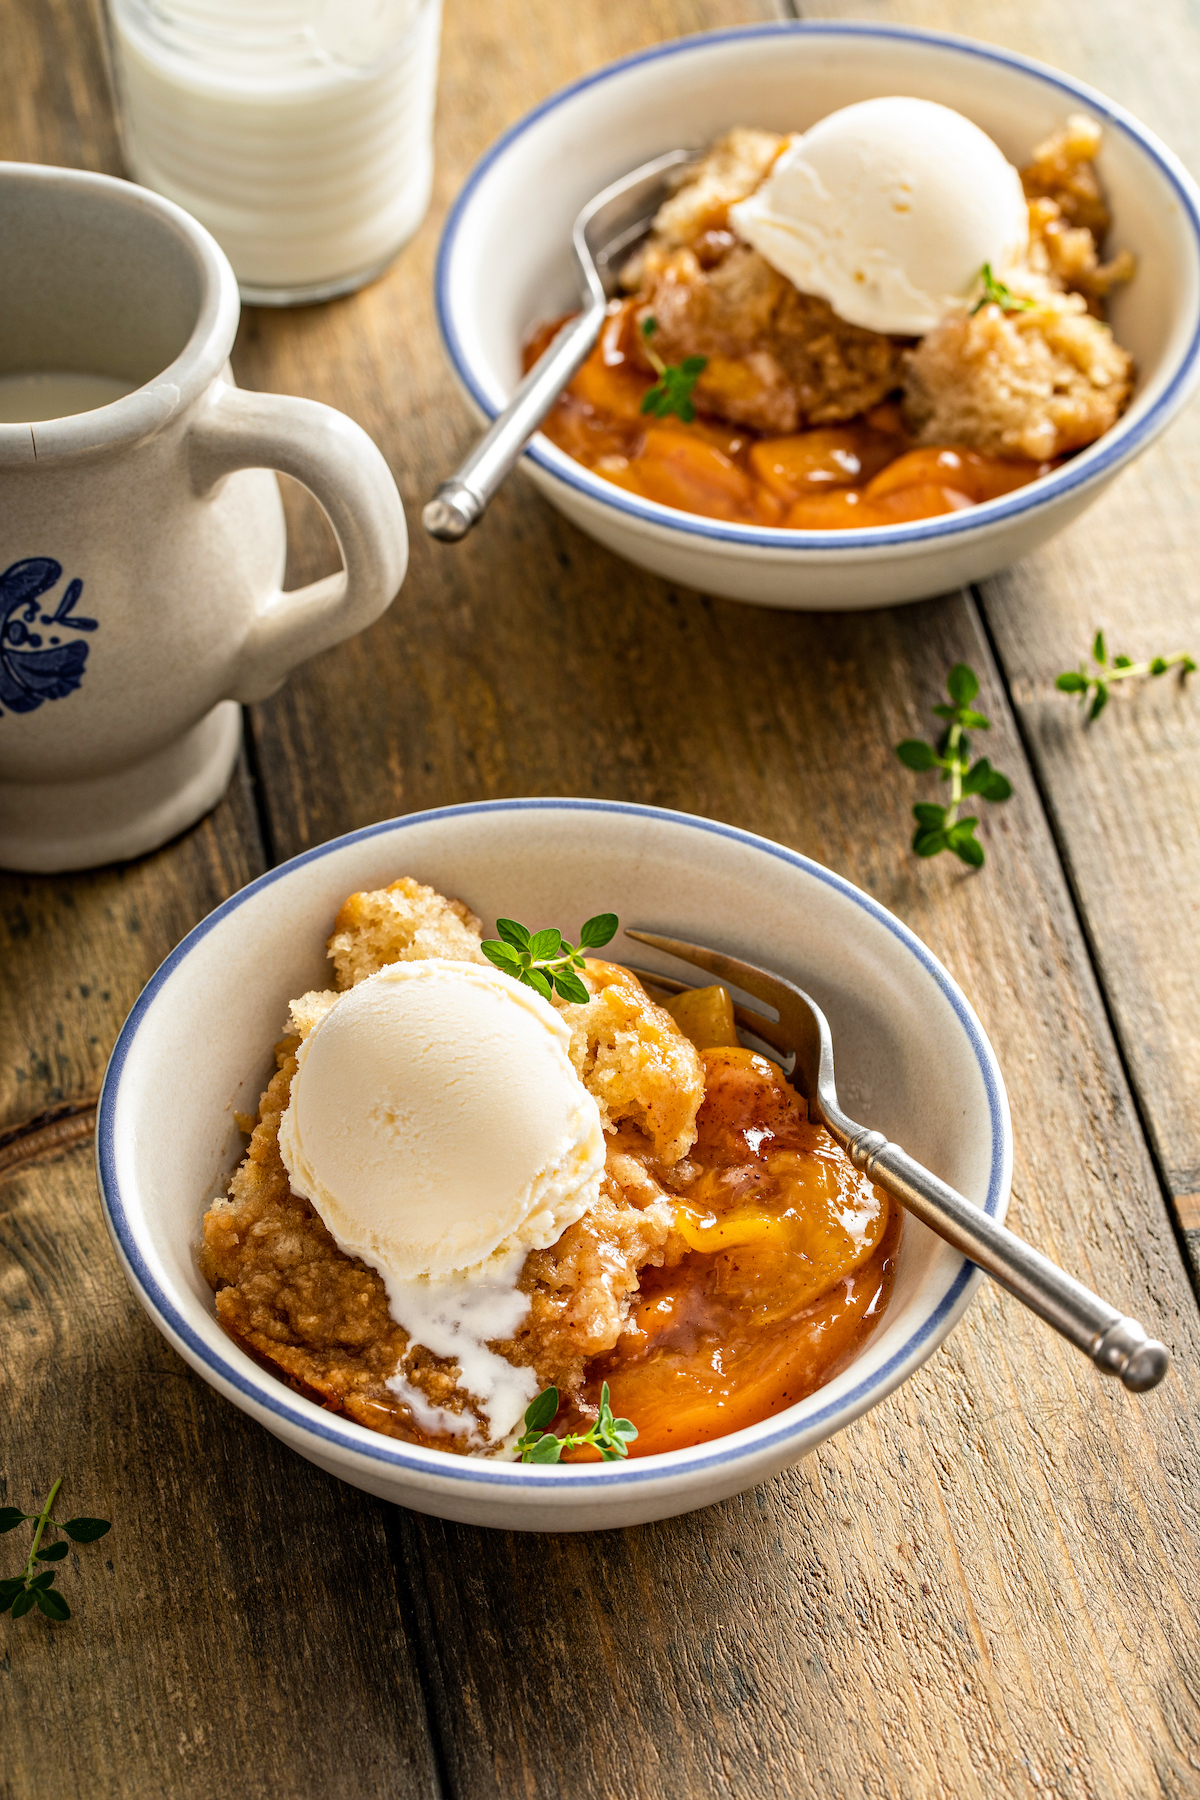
[97,801,1011,1532]
[437,24,1200,609]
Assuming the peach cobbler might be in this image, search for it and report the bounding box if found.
[201,878,898,1460]
[528,101,1135,529]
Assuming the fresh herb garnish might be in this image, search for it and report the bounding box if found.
[480,913,618,1004]
[638,314,707,423]
[1056,630,1196,721]
[516,1383,638,1463]
[895,663,1013,867]
[971,263,1035,315]
[2,1479,111,1623]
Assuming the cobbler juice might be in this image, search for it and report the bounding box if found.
[526,304,1049,531]
[578,1048,900,1456]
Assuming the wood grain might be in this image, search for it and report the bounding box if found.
[5,1,1200,1798]
[0,766,262,1136]
[0,1141,442,1800]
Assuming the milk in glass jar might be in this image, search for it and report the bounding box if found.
[103,0,442,303]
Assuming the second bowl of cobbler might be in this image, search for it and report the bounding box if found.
[436,23,1200,609]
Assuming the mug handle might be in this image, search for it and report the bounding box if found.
[188,380,409,704]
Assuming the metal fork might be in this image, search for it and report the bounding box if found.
[423,147,694,542]
[625,929,1171,1393]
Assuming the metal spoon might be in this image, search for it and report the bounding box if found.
[423,148,694,543]
[625,929,1171,1393]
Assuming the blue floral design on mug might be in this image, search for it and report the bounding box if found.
[0,558,98,716]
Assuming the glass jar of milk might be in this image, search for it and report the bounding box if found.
[103,0,442,304]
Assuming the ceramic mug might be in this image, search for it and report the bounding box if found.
[0,162,409,874]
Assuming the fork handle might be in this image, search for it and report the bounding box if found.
[423,302,608,541]
[847,1129,1170,1391]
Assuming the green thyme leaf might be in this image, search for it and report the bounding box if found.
[1,1483,111,1624]
[896,664,1010,867]
[961,758,1013,803]
[524,1387,559,1434]
[1058,634,1194,721]
[971,263,1035,315]
[641,355,708,424]
[517,1381,638,1464]
[579,913,619,949]
[947,823,985,868]
[481,939,522,972]
[896,740,939,772]
[61,1518,110,1544]
[641,315,658,338]
[481,913,618,1006]
[946,664,980,706]
[978,770,1013,803]
[494,918,531,950]
[526,968,554,1002]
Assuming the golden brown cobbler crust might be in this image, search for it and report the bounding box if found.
[619,120,1135,459]
[200,879,704,1449]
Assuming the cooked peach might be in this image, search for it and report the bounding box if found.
[633,428,758,518]
[749,426,898,500]
[865,445,1048,503]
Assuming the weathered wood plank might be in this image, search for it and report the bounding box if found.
[0,1141,443,1800]
[0,765,262,1137]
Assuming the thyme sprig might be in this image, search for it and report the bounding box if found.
[896,664,1013,866]
[971,263,1035,315]
[639,316,707,423]
[1,1479,111,1623]
[481,913,618,1004]
[516,1383,638,1463]
[1056,630,1196,721]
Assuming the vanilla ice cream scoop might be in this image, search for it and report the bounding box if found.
[279,959,605,1284]
[729,96,1029,336]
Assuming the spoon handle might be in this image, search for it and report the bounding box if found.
[846,1128,1170,1391]
[423,302,607,541]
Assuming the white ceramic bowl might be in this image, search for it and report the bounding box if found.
[436,23,1200,611]
[96,800,1012,1531]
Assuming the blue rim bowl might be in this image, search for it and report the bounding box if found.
[434,23,1200,608]
[96,799,1012,1530]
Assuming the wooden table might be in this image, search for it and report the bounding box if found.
[4,2,1200,1794]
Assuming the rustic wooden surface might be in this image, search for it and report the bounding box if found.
[4,2,1200,1797]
